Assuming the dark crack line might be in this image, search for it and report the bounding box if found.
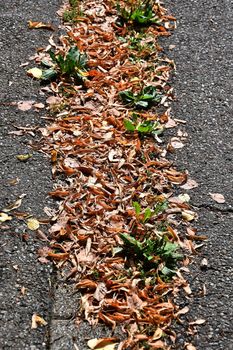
[193,203,233,214]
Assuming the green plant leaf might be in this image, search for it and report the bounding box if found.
[136,122,153,133]
[133,201,141,216]
[120,233,142,251]
[143,208,152,222]
[41,68,57,81]
[135,100,148,108]
[124,119,136,132]
[119,90,135,104]
[154,201,168,215]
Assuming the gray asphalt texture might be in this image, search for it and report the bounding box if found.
[164,0,233,349]
[0,0,61,349]
[0,0,233,349]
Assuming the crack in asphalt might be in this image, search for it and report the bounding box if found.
[193,204,233,214]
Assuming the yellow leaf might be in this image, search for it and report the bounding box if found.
[0,212,12,223]
[87,338,118,349]
[178,193,190,203]
[17,154,32,162]
[31,313,47,329]
[27,67,43,79]
[27,218,40,230]
[152,327,163,341]
[182,210,195,221]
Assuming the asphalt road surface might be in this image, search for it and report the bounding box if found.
[0,0,232,349]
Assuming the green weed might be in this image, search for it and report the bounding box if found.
[124,119,163,138]
[42,46,88,82]
[63,0,83,23]
[116,0,159,27]
[120,86,162,109]
[120,232,182,274]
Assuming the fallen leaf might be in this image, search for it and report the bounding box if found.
[152,327,163,340]
[108,149,120,162]
[165,118,177,128]
[28,21,55,31]
[87,338,118,350]
[209,193,225,203]
[183,284,192,295]
[182,210,196,221]
[31,313,48,329]
[185,344,197,350]
[93,282,107,301]
[7,178,20,186]
[175,306,189,317]
[27,67,43,79]
[169,44,176,50]
[46,96,62,105]
[27,218,40,231]
[189,319,206,325]
[34,102,45,109]
[17,154,32,162]
[147,340,166,348]
[178,193,190,203]
[0,213,12,223]
[180,179,199,190]
[170,137,184,149]
[3,195,25,212]
[17,100,34,111]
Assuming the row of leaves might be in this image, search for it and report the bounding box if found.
[31,1,187,348]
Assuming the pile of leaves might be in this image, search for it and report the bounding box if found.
[28,0,203,348]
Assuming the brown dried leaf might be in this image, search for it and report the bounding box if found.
[189,319,206,326]
[3,195,25,212]
[17,100,34,111]
[170,137,184,149]
[28,21,55,31]
[180,178,199,190]
[209,193,225,203]
[185,344,197,350]
[31,313,48,329]
[34,102,45,109]
[175,306,189,317]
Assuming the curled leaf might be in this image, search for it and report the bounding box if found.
[189,319,206,325]
[3,195,25,212]
[0,212,12,223]
[17,154,32,162]
[31,313,48,329]
[28,21,55,31]
[87,338,118,349]
[182,210,196,222]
